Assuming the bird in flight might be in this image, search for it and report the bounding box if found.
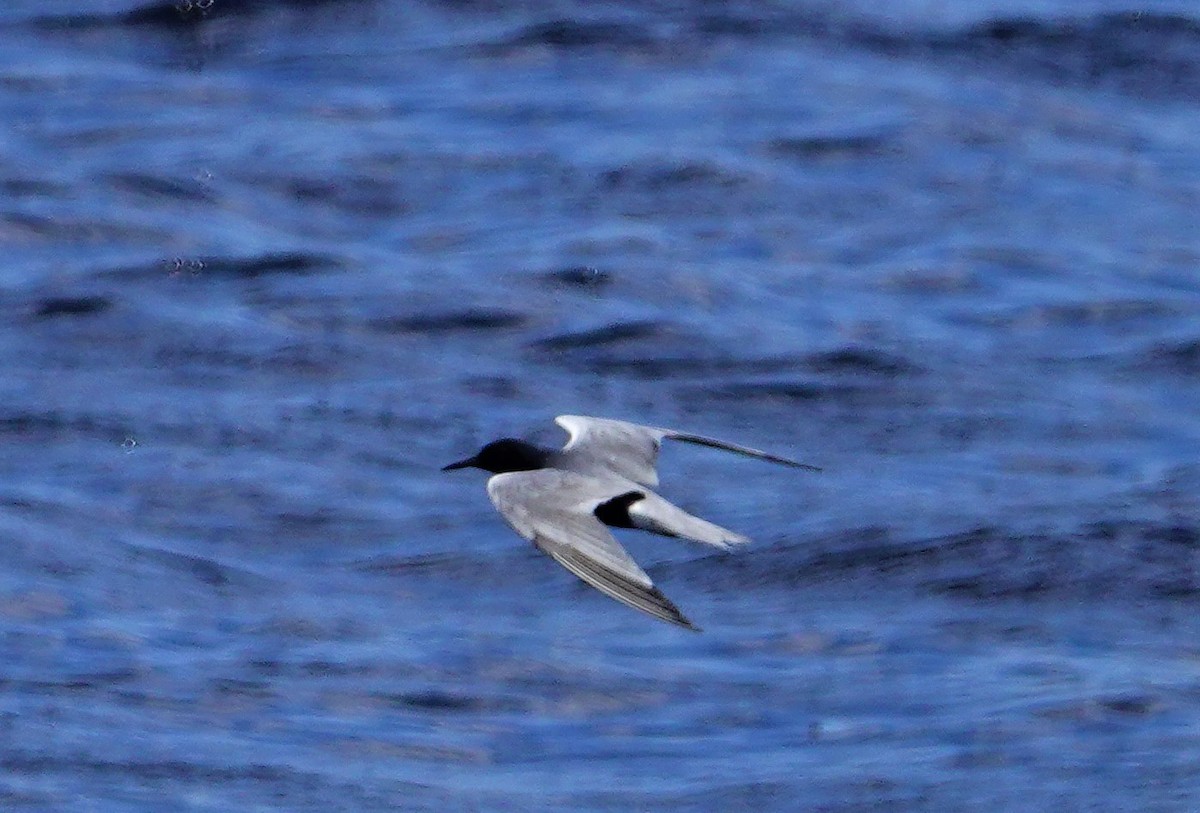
[443,415,819,631]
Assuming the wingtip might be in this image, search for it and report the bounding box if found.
[645,585,702,632]
[761,451,822,472]
[660,606,702,632]
[724,532,752,547]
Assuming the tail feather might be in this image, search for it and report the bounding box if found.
[628,493,749,550]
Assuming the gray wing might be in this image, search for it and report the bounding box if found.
[555,414,820,487]
[487,470,698,631]
[555,415,668,486]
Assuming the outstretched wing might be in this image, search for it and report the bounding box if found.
[555,414,820,486]
[555,415,668,486]
[487,469,698,631]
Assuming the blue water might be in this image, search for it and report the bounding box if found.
[3,1,1200,809]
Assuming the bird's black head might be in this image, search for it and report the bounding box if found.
[442,438,550,474]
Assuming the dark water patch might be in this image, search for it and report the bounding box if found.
[382,690,524,714]
[389,691,479,712]
[31,295,113,319]
[1098,694,1161,715]
[803,347,919,377]
[0,588,72,620]
[272,508,339,534]
[460,375,522,399]
[997,300,1179,330]
[883,265,981,294]
[608,780,806,812]
[0,178,64,197]
[249,657,378,678]
[103,252,339,281]
[950,521,1200,600]
[0,211,167,243]
[928,12,1200,98]
[151,343,269,370]
[1036,693,1163,721]
[33,0,352,30]
[212,677,275,699]
[1139,337,1200,373]
[958,12,1200,51]
[693,522,1200,602]
[149,339,349,380]
[306,660,379,678]
[0,752,296,784]
[0,748,441,812]
[694,380,870,402]
[370,308,529,334]
[273,399,436,436]
[804,527,1001,578]
[966,245,1076,279]
[599,161,751,193]
[484,18,660,53]
[0,409,130,444]
[527,322,803,380]
[541,266,612,290]
[144,346,348,387]
[105,171,216,203]
[692,8,1200,99]
[263,344,346,376]
[31,4,205,30]
[929,575,1054,599]
[329,738,492,770]
[356,551,494,580]
[573,355,800,380]
[285,175,409,218]
[196,252,339,279]
[0,669,141,695]
[1149,580,1200,598]
[921,522,1200,600]
[123,543,270,589]
[248,614,372,643]
[530,320,669,351]
[693,8,827,40]
[767,129,896,159]
[1144,524,1200,548]
[0,788,50,808]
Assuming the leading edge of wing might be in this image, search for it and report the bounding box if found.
[555,414,665,444]
[533,532,700,631]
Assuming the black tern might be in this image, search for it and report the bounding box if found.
[443,415,819,631]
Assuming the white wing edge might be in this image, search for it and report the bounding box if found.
[554,414,666,449]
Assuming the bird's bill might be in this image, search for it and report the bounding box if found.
[441,456,477,471]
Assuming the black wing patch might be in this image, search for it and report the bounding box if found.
[593,491,644,529]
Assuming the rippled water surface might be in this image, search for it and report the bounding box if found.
[3,1,1200,810]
